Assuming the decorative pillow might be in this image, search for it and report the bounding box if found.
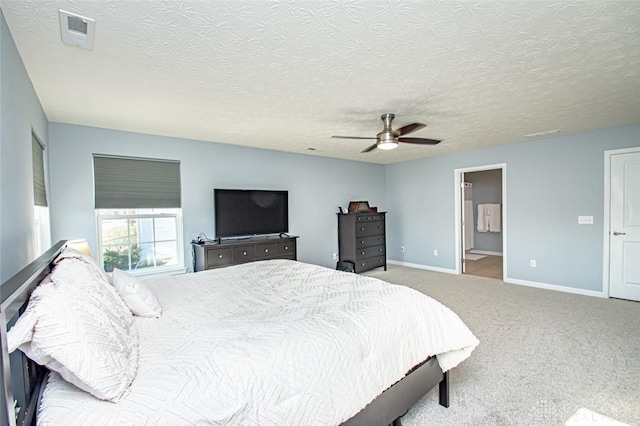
[112,268,162,318]
[7,258,138,402]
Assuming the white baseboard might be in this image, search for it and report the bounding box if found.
[468,250,503,256]
[388,260,606,298]
[505,277,606,298]
[387,260,457,275]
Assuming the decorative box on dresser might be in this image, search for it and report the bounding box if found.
[193,235,298,271]
[337,212,386,273]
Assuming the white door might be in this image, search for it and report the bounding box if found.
[609,151,640,301]
[460,181,467,273]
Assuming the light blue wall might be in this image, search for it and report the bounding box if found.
[2,4,639,294]
[0,10,48,282]
[386,124,640,292]
[48,123,385,269]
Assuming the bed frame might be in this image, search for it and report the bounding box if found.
[0,241,449,426]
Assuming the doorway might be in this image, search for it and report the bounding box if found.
[454,164,506,280]
[604,147,640,302]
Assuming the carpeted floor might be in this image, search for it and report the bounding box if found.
[364,265,640,426]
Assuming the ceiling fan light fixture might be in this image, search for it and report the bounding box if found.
[331,113,441,154]
[377,140,399,150]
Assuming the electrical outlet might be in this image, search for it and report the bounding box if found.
[578,216,594,224]
[332,253,338,260]
[530,259,537,268]
[433,249,439,256]
[400,246,405,253]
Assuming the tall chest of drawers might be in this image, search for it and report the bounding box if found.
[337,212,386,273]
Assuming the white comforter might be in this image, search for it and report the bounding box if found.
[38,260,478,425]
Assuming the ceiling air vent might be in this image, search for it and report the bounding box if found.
[524,129,560,138]
[59,10,95,50]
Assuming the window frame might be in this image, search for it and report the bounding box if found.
[32,131,51,254]
[96,209,185,276]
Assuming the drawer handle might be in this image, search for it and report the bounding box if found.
[360,227,365,231]
[379,248,383,252]
[264,249,269,253]
[284,246,288,250]
[218,254,223,259]
[243,251,247,256]
[361,262,365,266]
[361,251,365,255]
[361,240,365,244]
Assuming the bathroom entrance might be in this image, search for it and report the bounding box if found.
[455,164,506,280]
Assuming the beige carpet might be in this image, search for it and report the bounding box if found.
[364,265,640,426]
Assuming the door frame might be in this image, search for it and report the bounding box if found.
[602,146,640,298]
[454,163,507,277]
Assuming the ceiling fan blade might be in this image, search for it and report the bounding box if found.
[331,135,376,140]
[361,143,378,153]
[392,123,426,137]
[397,137,441,145]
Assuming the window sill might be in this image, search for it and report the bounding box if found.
[121,265,187,280]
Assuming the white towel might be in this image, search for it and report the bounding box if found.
[477,204,488,232]
[487,204,501,232]
[477,203,501,233]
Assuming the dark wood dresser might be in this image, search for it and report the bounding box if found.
[338,212,386,273]
[192,235,298,271]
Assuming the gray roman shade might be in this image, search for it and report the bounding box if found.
[93,155,181,209]
[32,134,47,207]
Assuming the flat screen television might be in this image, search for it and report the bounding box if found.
[214,189,288,238]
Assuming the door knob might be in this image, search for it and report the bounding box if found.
[612,231,626,236]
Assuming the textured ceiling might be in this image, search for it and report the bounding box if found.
[2,1,640,164]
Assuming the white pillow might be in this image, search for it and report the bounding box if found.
[55,246,110,282]
[112,268,162,318]
[8,258,138,402]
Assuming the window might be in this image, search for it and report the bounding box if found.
[32,132,51,254]
[97,208,183,273]
[93,155,183,275]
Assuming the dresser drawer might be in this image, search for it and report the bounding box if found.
[255,243,277,259]
[205,247,233,268]
[355,214,385,223]
[355,256,385,272]
[232,245,256,263]
[356,245,386,260]
[356,235,385,249]
[355,222,385,237]
[276,240,296,256]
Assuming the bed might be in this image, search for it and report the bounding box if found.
[0,241,478,425]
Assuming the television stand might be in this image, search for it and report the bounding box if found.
[192,235,298,271]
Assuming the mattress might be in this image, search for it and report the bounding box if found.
[38,260,478,425]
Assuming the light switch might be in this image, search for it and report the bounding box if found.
[578,216,594,225]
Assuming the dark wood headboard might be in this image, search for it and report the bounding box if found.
[0,241,67,426]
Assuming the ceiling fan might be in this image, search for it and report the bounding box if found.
[331,113,441,153]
